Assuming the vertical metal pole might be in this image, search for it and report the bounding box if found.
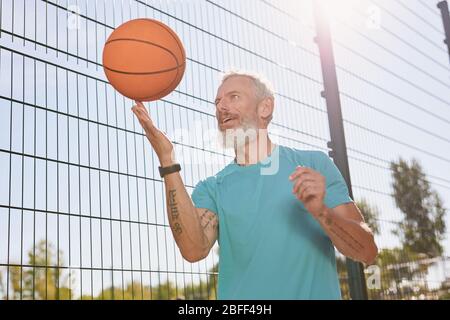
[312,1,368,300]
[437,1,450,64]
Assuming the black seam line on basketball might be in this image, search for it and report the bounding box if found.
[103,62,185,75]
[136,18,186,62]
[138,63,184,101]
[140,62,183,101]
[105,37,180,66]
[134,20,185,100]
[151,19,186,62]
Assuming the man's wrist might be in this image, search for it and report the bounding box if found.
[312,203,329,221]
[159,158,176,167]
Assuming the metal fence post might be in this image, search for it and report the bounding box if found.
[437,1,450,64]
[312,1,368,300]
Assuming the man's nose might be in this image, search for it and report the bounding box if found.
[216,100,229,113]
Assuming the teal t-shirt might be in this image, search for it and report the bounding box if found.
[191,145,352,300]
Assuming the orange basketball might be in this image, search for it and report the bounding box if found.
[102,18,186,102]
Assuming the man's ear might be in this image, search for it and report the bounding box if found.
[258,97,274,125]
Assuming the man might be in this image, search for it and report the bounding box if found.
[132,70,378,300]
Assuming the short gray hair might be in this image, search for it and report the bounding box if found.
[220,70,275,101]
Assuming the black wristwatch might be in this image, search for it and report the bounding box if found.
[158,163,181,178]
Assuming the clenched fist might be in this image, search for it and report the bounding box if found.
[289,166,326,217]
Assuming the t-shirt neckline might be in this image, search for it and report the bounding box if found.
[231,144,280,171]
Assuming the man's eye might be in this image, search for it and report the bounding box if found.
[232,95,239,100]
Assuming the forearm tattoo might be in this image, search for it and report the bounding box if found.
[168,189,178,219]
[199,209,218,231]
[168,189,182,234]
[320,213,365,255]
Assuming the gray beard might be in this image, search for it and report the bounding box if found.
[218,120,258,150]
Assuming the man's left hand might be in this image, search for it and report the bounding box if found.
[289,166,326,217]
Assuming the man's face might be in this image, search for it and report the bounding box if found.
[214,76,259,133]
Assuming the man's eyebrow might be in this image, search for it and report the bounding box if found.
[214,91,241,104]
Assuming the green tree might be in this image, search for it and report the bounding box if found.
[151,281,178,300]
[390,158,446,257]
[87,281,155,300]
[93,280,185,300]
[335,255,350,299]
[356,199,380,235]
[9,240,73,300]
[91,262,219,300]
[370,247,433,299]
[438,278,450,300]
[337,247,435,300]
[364,158,449,299]
[184,263,218,300]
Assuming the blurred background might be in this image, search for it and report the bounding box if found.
[0,0,449,300]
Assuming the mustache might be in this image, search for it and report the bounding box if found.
[219,113,237,119]
[218,113,240,124]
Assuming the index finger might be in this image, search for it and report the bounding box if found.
[133,100,150,115]
[134,100,146,110]
[289,166,312,181]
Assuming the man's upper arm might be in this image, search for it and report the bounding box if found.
[317,151,353,208]
[191,176,219,255]
[191,177,218,214]
[196,208,218,254]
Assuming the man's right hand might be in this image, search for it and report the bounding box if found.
[131,100,175,167]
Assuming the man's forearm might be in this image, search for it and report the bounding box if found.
[315,206,378,264]
[163,172,208,260]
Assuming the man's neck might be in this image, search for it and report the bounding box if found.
[234,134,275,166]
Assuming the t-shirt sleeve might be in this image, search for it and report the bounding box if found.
[191,177,218,215]
[317,152,353,208]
